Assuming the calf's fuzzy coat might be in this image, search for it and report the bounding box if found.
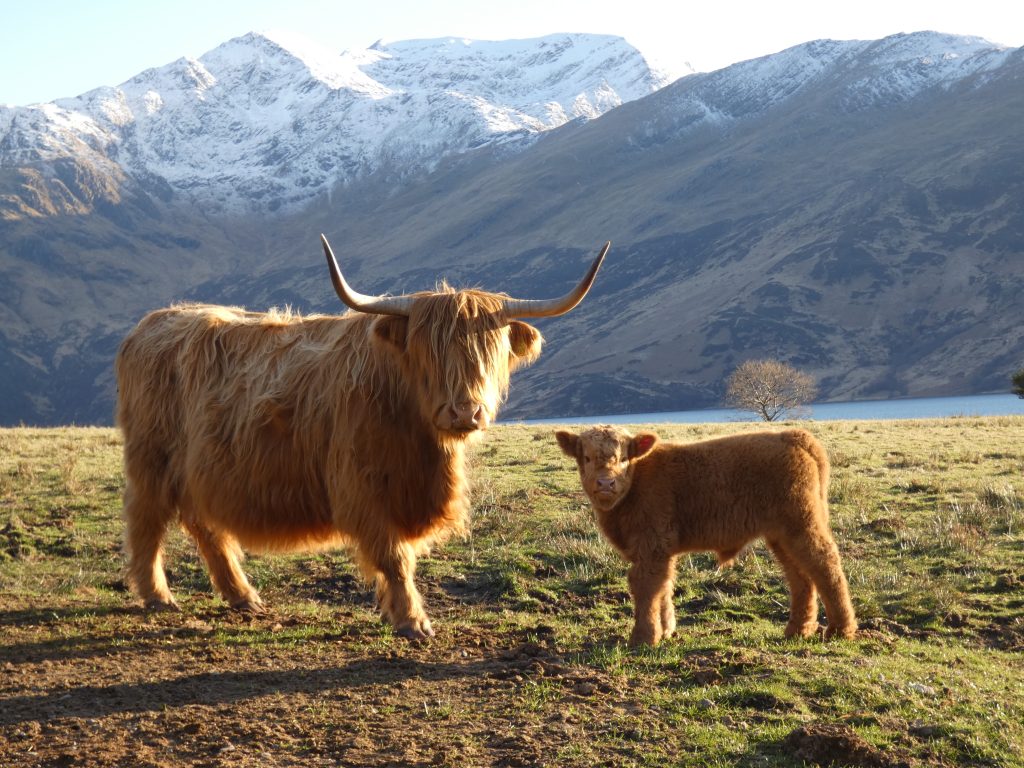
[555,426,857,646]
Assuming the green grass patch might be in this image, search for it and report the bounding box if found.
[1,417,1023,767]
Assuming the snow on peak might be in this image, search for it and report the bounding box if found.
[201,30,383,94]
[719,31,1010,110]
[834,31,1014,109]
[0,31,668,213]
[360,33,668,126]
[630,30,1015,150]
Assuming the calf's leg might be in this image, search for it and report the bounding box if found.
[627,558,675,647]
[784,529,857,639]
[660,556,677,640]
[767,538,819,638]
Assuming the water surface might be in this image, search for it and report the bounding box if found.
[515,393,1024,425]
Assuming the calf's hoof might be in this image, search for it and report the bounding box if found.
[784,621,820,639]
[824,623,857,640]
[628,628,659,648]
[395,617,434,642]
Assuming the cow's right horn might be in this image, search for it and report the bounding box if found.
[501,241,610,319]
[321,234,413,317]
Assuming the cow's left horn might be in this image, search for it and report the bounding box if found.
[501,241,610,319]
[321,234,414,317]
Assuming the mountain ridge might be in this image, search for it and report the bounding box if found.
[1,30,1022,425]
[1,32,670,218]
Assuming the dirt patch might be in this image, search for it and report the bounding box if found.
[783,724,912,768]
[1,517,34,560]
[0,599,634,768]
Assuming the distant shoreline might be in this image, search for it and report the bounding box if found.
[511,393,1024,425]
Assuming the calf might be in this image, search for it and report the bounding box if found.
[555,426,857,646]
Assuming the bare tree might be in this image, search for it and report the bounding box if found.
[725,359,818,422]
[1013,368,1024,399]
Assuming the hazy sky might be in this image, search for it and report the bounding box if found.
[2,0,1023,106]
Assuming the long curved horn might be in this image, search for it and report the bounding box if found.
[501,241,610,319]
[321,234,413,317]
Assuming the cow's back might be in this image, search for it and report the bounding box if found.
[116,304,319,507]
[116,303,384,549]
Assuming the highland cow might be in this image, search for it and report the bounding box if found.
[116,235,609,639]
[555,426,856,646]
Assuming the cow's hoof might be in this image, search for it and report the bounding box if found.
[396,618,434,641]
[231,597,267,615]
[143,597,180,612]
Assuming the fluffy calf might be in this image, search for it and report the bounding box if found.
[556,426,857,646]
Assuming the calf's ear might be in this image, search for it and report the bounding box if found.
[629,432,658,459]
[554,430,580,458]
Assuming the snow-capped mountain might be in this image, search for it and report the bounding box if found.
[1,30,1022,427]
[0,31,672,215]
[623,32,1015,143]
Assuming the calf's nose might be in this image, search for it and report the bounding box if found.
[595,476,616,492]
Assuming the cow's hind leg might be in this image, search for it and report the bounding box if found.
[767,538,818,638]
[123,481,178,610]
[362,540,432,641]
[180,518,264,613]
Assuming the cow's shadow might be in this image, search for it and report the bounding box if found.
[0,655,485,726]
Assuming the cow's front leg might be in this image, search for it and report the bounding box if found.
[373,540,433,640]
[627,557,674,647]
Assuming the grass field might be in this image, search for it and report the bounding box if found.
[2,417,1023,767]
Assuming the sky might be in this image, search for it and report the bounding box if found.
[2,0,1023,106]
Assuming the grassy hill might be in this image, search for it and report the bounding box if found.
[2,418,1023,766]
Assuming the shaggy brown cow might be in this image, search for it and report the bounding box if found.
[555,426,857,646]
[116,235,609,639]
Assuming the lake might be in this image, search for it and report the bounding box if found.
[515,393,1024,425]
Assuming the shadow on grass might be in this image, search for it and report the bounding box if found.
[0,603,137,627]
[0,656,487,726]
[0,601,379,665]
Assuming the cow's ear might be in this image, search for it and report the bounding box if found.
[629,432,658,460]
[373,316,408,351]
[554,430,580,458]
[508,321,543,365]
